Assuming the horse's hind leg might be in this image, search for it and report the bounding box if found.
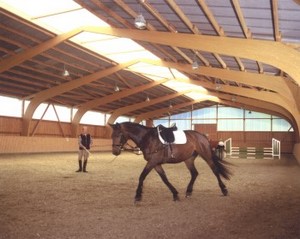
[184,157,198,197]
[202,155,229,196]
[215,174,228,196]
[208,163,228,196]
[154,165,179,201]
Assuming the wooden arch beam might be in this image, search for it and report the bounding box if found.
[134,98,220,123]
[169,76,293,114]
[0,27,83,73]
[107,90,192,124]
[71,78,169,136]
[140,59,294,101]
[84,26,300,84]
[22,60,138,136]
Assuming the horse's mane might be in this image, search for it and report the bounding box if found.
[119,122,153,133]
[119,122,157,143]
[120,121,152,128]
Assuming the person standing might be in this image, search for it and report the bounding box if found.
[76,126,93,173]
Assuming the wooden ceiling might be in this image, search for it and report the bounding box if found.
[0,0,300,137]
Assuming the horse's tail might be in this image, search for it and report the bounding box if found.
[212,154,233,180]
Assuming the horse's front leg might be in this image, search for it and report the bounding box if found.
[154,165,179,201]
[135,162,154,203]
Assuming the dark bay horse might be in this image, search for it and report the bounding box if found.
[109,122,232,203]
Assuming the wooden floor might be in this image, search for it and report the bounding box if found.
[0,152,299,239]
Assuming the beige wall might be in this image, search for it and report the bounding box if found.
[0,116,297,156]
[0,116,112,154]
[0,116,109,138]
[0,136,111,154]
[293,143,300,165]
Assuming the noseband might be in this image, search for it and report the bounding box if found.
[112,134,126,150]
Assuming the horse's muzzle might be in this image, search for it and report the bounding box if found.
[112,145,122,156]
[112,150,121,156]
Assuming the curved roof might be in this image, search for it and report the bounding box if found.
[0,0,300,137]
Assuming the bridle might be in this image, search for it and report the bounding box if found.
[112,133,127,151]
[111,126,168,156]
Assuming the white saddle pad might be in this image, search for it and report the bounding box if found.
[157,128,187,144]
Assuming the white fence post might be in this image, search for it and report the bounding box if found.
[224,138,232,156]
[272,138,281,159]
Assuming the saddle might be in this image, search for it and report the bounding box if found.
[157,123,177,143]
[157,124,178,159]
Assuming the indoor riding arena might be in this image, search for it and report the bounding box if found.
[0,1,300,239]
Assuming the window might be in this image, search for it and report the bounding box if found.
[171,119,191,130]
[193,119,217,124]
[115,116,132,123]
[153,119,169,127]
[0,96,22,117]
[218,107,243,118]
[245,119,271,131]
[245,111,270,119]
[0,95,294,131]
[80,111,105,125]
[272,119,293,131]
[218,119,243,131]
[192,106,216,118]
[170,111,191,119]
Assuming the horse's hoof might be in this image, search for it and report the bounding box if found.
[185,192,192,198]
[134,196,142,204]
[173,195,180,201]
[222,188,228,196]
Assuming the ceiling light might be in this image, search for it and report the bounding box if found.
[134,14,147,29]
[145,95,150,102]
[192,53,199,70]
[192,61,199,70]
[114,84,120,92]
[62,65,69,77]
[215,84,221,90]
[62,69,69,77]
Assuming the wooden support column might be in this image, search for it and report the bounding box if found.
[22,60,138,136]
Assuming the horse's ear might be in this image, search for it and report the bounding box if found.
[108,123,119,129]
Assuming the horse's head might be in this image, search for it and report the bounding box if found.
[109,123,128,156]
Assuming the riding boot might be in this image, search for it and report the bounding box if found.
[83,160,88,173]
[76,160,82,172]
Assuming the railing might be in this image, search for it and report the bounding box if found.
[272,138,281,159]
[224,138,232,156]
[223,137,281,159]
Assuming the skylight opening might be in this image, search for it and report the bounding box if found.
[0,0,217,102]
